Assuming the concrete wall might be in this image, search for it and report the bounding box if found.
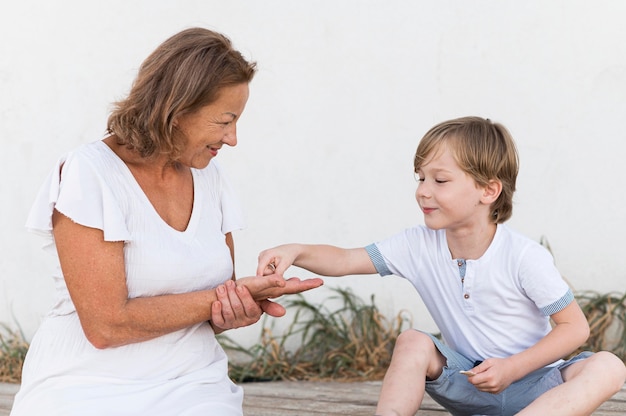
[1,0,625,345]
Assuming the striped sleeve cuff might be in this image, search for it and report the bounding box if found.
[365,243,392,276]
[540,288,575,316]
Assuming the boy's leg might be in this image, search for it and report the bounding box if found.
[376,330,446,416]
[518,351,626,416]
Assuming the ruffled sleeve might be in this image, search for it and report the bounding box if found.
[210,160,245,234]
[25,144,132,250]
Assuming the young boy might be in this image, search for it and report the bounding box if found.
[257,117,626,416]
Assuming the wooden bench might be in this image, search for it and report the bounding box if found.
[242,380,626,415]
[2,381,625,415]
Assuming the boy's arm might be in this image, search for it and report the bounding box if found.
[257,244,377,277]
[470,300,589,393]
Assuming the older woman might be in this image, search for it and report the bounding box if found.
[12,28,322,416]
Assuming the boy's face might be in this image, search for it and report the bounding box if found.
[415,143,490,232]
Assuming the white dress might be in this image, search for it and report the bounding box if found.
[12,141,246,416]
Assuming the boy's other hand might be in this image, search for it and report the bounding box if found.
[468,357,517,394]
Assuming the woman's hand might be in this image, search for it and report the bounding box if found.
[211,275,323,333]
[210,280,264,333]
[211,280,292,332]
[236,274,323,301]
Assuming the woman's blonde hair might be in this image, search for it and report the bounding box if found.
[414,116,519,223]
[107,27,256,159]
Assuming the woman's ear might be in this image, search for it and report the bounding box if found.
[481,179,502,204]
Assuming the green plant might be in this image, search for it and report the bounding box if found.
[0,325,29,383]
[218,287,412,382]
[1,288,623,386]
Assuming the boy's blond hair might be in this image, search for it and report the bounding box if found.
[414,116,519,223]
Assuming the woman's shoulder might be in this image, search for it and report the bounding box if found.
[58,139,134,204]
[62,140,116,168]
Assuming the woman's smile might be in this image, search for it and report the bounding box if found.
[174,83,249,169]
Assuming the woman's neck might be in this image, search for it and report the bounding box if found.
[103,135,182,179]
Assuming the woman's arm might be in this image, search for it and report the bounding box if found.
[53,210,315,348]
[210,232,262,334]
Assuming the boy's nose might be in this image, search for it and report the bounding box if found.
[416,182,429,198]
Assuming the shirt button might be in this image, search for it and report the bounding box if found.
[464,294,470,299]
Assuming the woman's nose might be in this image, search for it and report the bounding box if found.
[222,126,238,147]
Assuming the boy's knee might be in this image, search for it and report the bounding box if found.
[393,330,439,361]
[601,352,626,393]
[395,330,431,349]
[391,330,444,377]
[594,351,625,372]
[602,352,626,384]
[572,351,626,392]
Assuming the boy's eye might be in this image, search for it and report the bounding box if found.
[414,172,447,183]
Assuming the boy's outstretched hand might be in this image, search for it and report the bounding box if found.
[256,244,301,277]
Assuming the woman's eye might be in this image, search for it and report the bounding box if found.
[435,179,448,184]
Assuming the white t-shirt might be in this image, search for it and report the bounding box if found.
[366,224,573,362]
[13,140,245,416]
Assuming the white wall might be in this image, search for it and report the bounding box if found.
[1,0,625,345]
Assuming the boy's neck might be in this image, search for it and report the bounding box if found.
[446,222,498,260]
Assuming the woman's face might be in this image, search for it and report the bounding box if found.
[174,83,249,169]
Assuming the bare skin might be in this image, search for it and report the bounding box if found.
[55,84,323,349]
[517,352,626,415]
[53,198,321,349]
[256,143,626,415]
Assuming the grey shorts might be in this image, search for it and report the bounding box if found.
[422,332,593,416]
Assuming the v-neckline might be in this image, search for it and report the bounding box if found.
[98,140,200,235]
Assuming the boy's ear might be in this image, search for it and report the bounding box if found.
[481,179,502,204]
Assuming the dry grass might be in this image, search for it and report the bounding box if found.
[0,325,29,383]
[219,287,412,382]
[573,291,626,361]
[1,289,624,384]
[221,288,626,382]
